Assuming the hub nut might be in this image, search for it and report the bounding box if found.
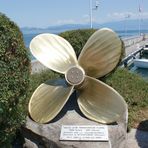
[65,66,85,86]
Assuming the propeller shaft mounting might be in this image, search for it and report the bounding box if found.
[65,66,85,86]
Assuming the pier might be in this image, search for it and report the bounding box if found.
[31,34,148,74]
[121,34,148,67]
[124,35,148,56]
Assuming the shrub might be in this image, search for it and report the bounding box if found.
[0,13,30,146]
[59,29,96,57]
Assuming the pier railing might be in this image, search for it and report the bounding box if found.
[121,47,144,67]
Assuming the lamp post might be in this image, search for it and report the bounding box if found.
[89,0,99,29]
[138,1,142,36]
[89,0,93,28]
[124,14,130,37]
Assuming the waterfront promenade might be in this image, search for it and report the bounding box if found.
[31,35,148,74]
[125,37,148,56]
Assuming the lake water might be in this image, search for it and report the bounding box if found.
[23,33,39,48]
[135,68,148,81]
[131,66,148,81]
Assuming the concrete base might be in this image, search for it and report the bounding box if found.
[23,93,128,148]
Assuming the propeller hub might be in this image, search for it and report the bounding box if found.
[65,66,85,86]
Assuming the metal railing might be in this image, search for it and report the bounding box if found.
[121,47,144,67]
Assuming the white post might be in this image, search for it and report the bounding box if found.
[138,1,142,36]
[89,0,93,28]
[124,17,127,37]
[138,11,141,36]
[124,14,130,38]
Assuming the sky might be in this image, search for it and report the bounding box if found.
[0,0,148,28]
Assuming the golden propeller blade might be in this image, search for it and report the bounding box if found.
[78,28,123,78]
[77,76,127,124]
[30,33,78,74]
[29,79,74,123]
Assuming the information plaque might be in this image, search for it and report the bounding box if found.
[60,125,109,141]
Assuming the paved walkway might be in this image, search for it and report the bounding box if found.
[127,129,148,148]
[125,38,148,56]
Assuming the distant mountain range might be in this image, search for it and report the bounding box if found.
[21,19,148,34]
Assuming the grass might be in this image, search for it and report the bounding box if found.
[28,68,148,131]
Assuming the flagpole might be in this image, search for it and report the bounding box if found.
[89,0,99,29]
[138,2,141,36]
[138,9,141,36]
[89,0,93,28]
[124,14,130,37]
[124,16,127,37]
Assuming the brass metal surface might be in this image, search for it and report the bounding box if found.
[78,28,122,78]
[29,79,74,123]
[30,33,78,74]
[77,76,127,123]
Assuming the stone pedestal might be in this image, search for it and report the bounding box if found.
[23,93,128,148]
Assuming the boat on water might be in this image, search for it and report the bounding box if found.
[143,43,148,53]
[134,59,148,68]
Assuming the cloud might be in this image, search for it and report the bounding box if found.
[107,12,135,20]
[82,14,98,24]
[107,11,148,21]
[56,14,97,25]
[56,19,76,25]
[54,11,148,26]
[141,12,148,18]
[82,14,89,18]
[82,14,90,23]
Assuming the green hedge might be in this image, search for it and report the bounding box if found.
[59,29,96,57]
[0,13,30,146]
